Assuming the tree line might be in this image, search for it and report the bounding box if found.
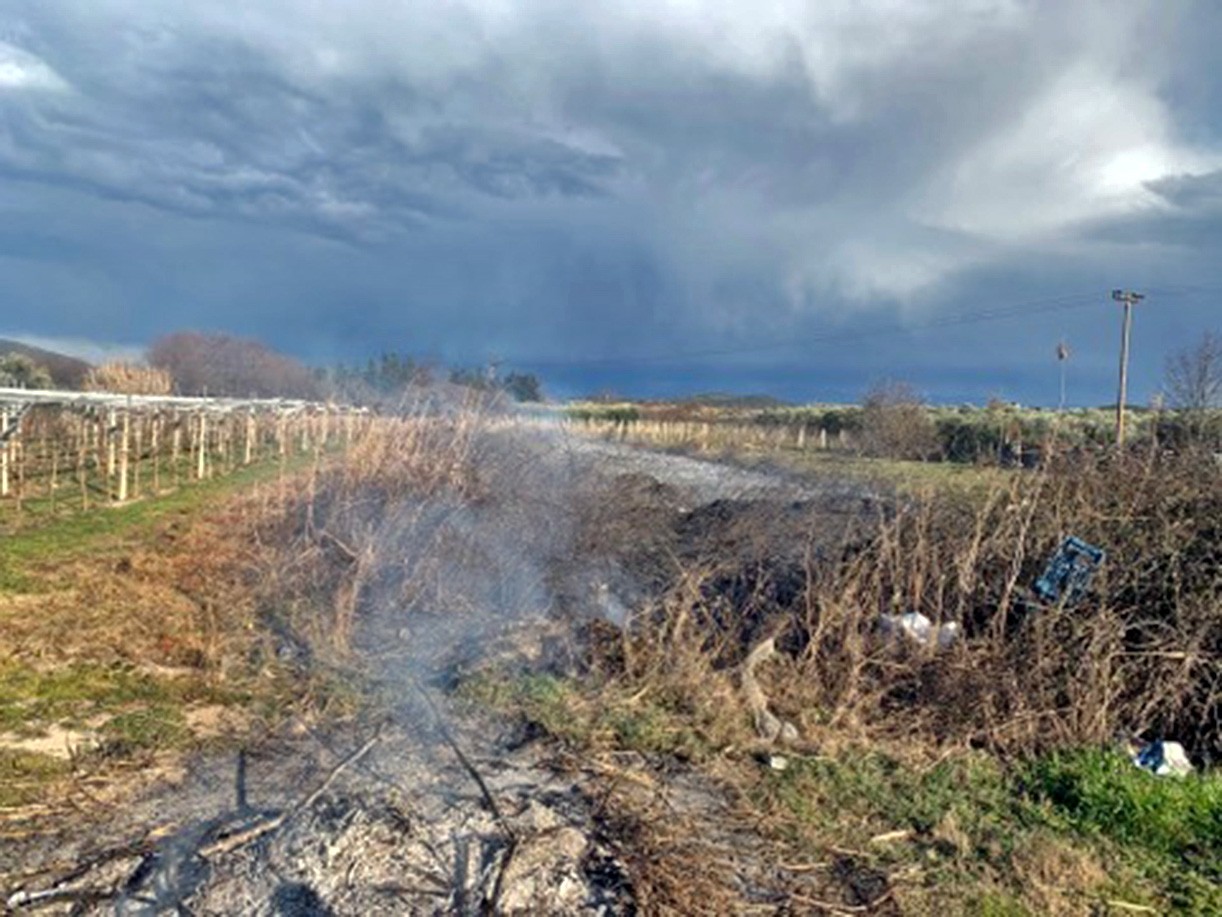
[0,331,546,405]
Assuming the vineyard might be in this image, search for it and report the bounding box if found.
[0,386,368,525]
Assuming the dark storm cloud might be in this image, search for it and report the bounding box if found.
[1,1,1220,402]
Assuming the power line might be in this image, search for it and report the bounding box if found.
[532,290,1105,368]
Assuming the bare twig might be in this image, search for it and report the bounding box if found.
[410,679,518,914]
[200,724,384,859]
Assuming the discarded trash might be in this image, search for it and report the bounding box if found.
[869,829,912,845]
[755,708,800,744]
[1132,740,1194,778]
[752,751,791,771]
[878,611,960,649]
[1033,536,1105,606]
[744,637,800,744]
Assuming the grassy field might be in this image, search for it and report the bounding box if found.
[0,452,333,814]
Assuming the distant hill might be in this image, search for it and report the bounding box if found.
[0,339,92,389]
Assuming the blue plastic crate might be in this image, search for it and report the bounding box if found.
[1033,536,1105,606]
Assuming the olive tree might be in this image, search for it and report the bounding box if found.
[1163,330,1222,442]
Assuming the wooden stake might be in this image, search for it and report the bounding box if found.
[1,409,9,498]
[106,409,117,484]
[197,413,208,481]
[151,415,161,494]
[78,417,89,512]
[172,418,182,489]
[117,410,130,503]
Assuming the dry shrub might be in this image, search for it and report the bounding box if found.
[1008,833,1110,915]
[82,362,174,395]
[0,483,286,675]
[610,449,1222,760]
[253,403,491,655]
[859,380,939,460]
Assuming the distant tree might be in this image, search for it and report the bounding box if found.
[1163,330,1222,444]
[1165,331,1221,411]
[449,367,495,391]
[0,353,53,389]
[323,352,435,403]
[148,331,320,399]
[858,380,939,460]
[503,372,542,402]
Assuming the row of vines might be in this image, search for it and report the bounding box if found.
[0,394,370,525]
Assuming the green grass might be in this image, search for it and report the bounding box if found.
[758,747,1222,914]
[0,664,234,806]
[1024,750,1222,886]
[761,749,1014,845]
[466,669,1221,913]
[0,662,230,734]
[0,454,326,809]
[100,704,189,755]
[0,749,74,807]
[0,454,314,591]
[458,671,716,759]
[739,448,1012,497]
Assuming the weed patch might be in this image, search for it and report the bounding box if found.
[0,749,74,807]
[99,704,190,756]
[1024,748,1222,892]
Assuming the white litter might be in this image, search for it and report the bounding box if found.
[1132,740,1194,778]
[878,612,960,650]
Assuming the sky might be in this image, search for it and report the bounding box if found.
[1,1,1221,405]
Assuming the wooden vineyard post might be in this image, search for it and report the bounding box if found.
[151,414,161,494]
[222,414,231,475]
[133,414,144,499]
[106,409,117,496]
[278,413,288,505]
[50,438,59,512]
[1,409,9,498]
[172,415,182,489]
[217,415,227,476]
[95,415,106,501]
[196,412,208,481]
[117,410,130,503]
[13,433,22,518]
[78,416,89,512]
[244,411,255,465]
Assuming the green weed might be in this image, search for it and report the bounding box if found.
[100,704,189,755]
[1024,749,1222,882]
[0,749,74,807]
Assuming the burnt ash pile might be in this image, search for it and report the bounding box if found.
[4,425,873,915]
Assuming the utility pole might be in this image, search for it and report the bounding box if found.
[1056,339,1070,412]
[1111,289,1145,447]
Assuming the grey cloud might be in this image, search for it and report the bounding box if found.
[1147,170,1222,213]
[0,1,1220,404]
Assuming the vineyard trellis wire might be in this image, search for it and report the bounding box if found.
[0,386,371,520]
